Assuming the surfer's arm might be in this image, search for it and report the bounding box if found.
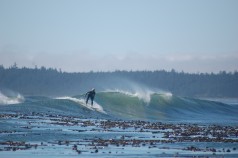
[85,92,89,97]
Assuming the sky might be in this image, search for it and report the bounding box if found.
[0,0,238,73]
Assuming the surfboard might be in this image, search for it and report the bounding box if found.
[77,99,105,113]
[77,99,95,110]
[56,96,106,114]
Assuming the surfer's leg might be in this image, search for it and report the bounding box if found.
[90,97,93,106]
[86,96,89,105]
[91,100,93,106]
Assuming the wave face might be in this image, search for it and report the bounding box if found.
[0,91,237,124]
[95,92,238,123]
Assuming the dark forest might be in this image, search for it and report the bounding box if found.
[0,65,237,97]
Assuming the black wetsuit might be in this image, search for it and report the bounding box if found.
[85,90,96,105]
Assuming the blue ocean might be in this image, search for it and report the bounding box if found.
[0,91,238,157]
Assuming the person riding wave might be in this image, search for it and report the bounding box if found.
[85,88,96,106]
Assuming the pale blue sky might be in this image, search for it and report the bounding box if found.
[0,0,238,72]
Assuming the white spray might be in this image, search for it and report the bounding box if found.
[105,80,173,104]
[0,91,24,105]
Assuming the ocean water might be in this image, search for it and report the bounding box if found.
[0,91,238,157]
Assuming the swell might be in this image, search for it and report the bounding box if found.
[0,96,108,119]
[0,92,237,123]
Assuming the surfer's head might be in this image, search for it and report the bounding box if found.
[92,88,95,91]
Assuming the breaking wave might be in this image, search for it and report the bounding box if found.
[0,91,24,105]
[0,91,237,124]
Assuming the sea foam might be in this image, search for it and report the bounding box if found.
[0,91,24,105]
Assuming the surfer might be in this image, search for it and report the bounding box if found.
[85,88,96,106]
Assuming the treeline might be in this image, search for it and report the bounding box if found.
[0,65,238,97]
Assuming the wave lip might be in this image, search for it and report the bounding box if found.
[0,91,24,105]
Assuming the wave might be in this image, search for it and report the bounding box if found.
[0,91,237,124]
[0,91,24,105]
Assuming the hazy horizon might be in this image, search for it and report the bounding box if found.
[1,0,238,73]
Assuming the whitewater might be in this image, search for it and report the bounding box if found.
[0,91,24,105]
[0,90,238,157]
[56,96,107,114]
